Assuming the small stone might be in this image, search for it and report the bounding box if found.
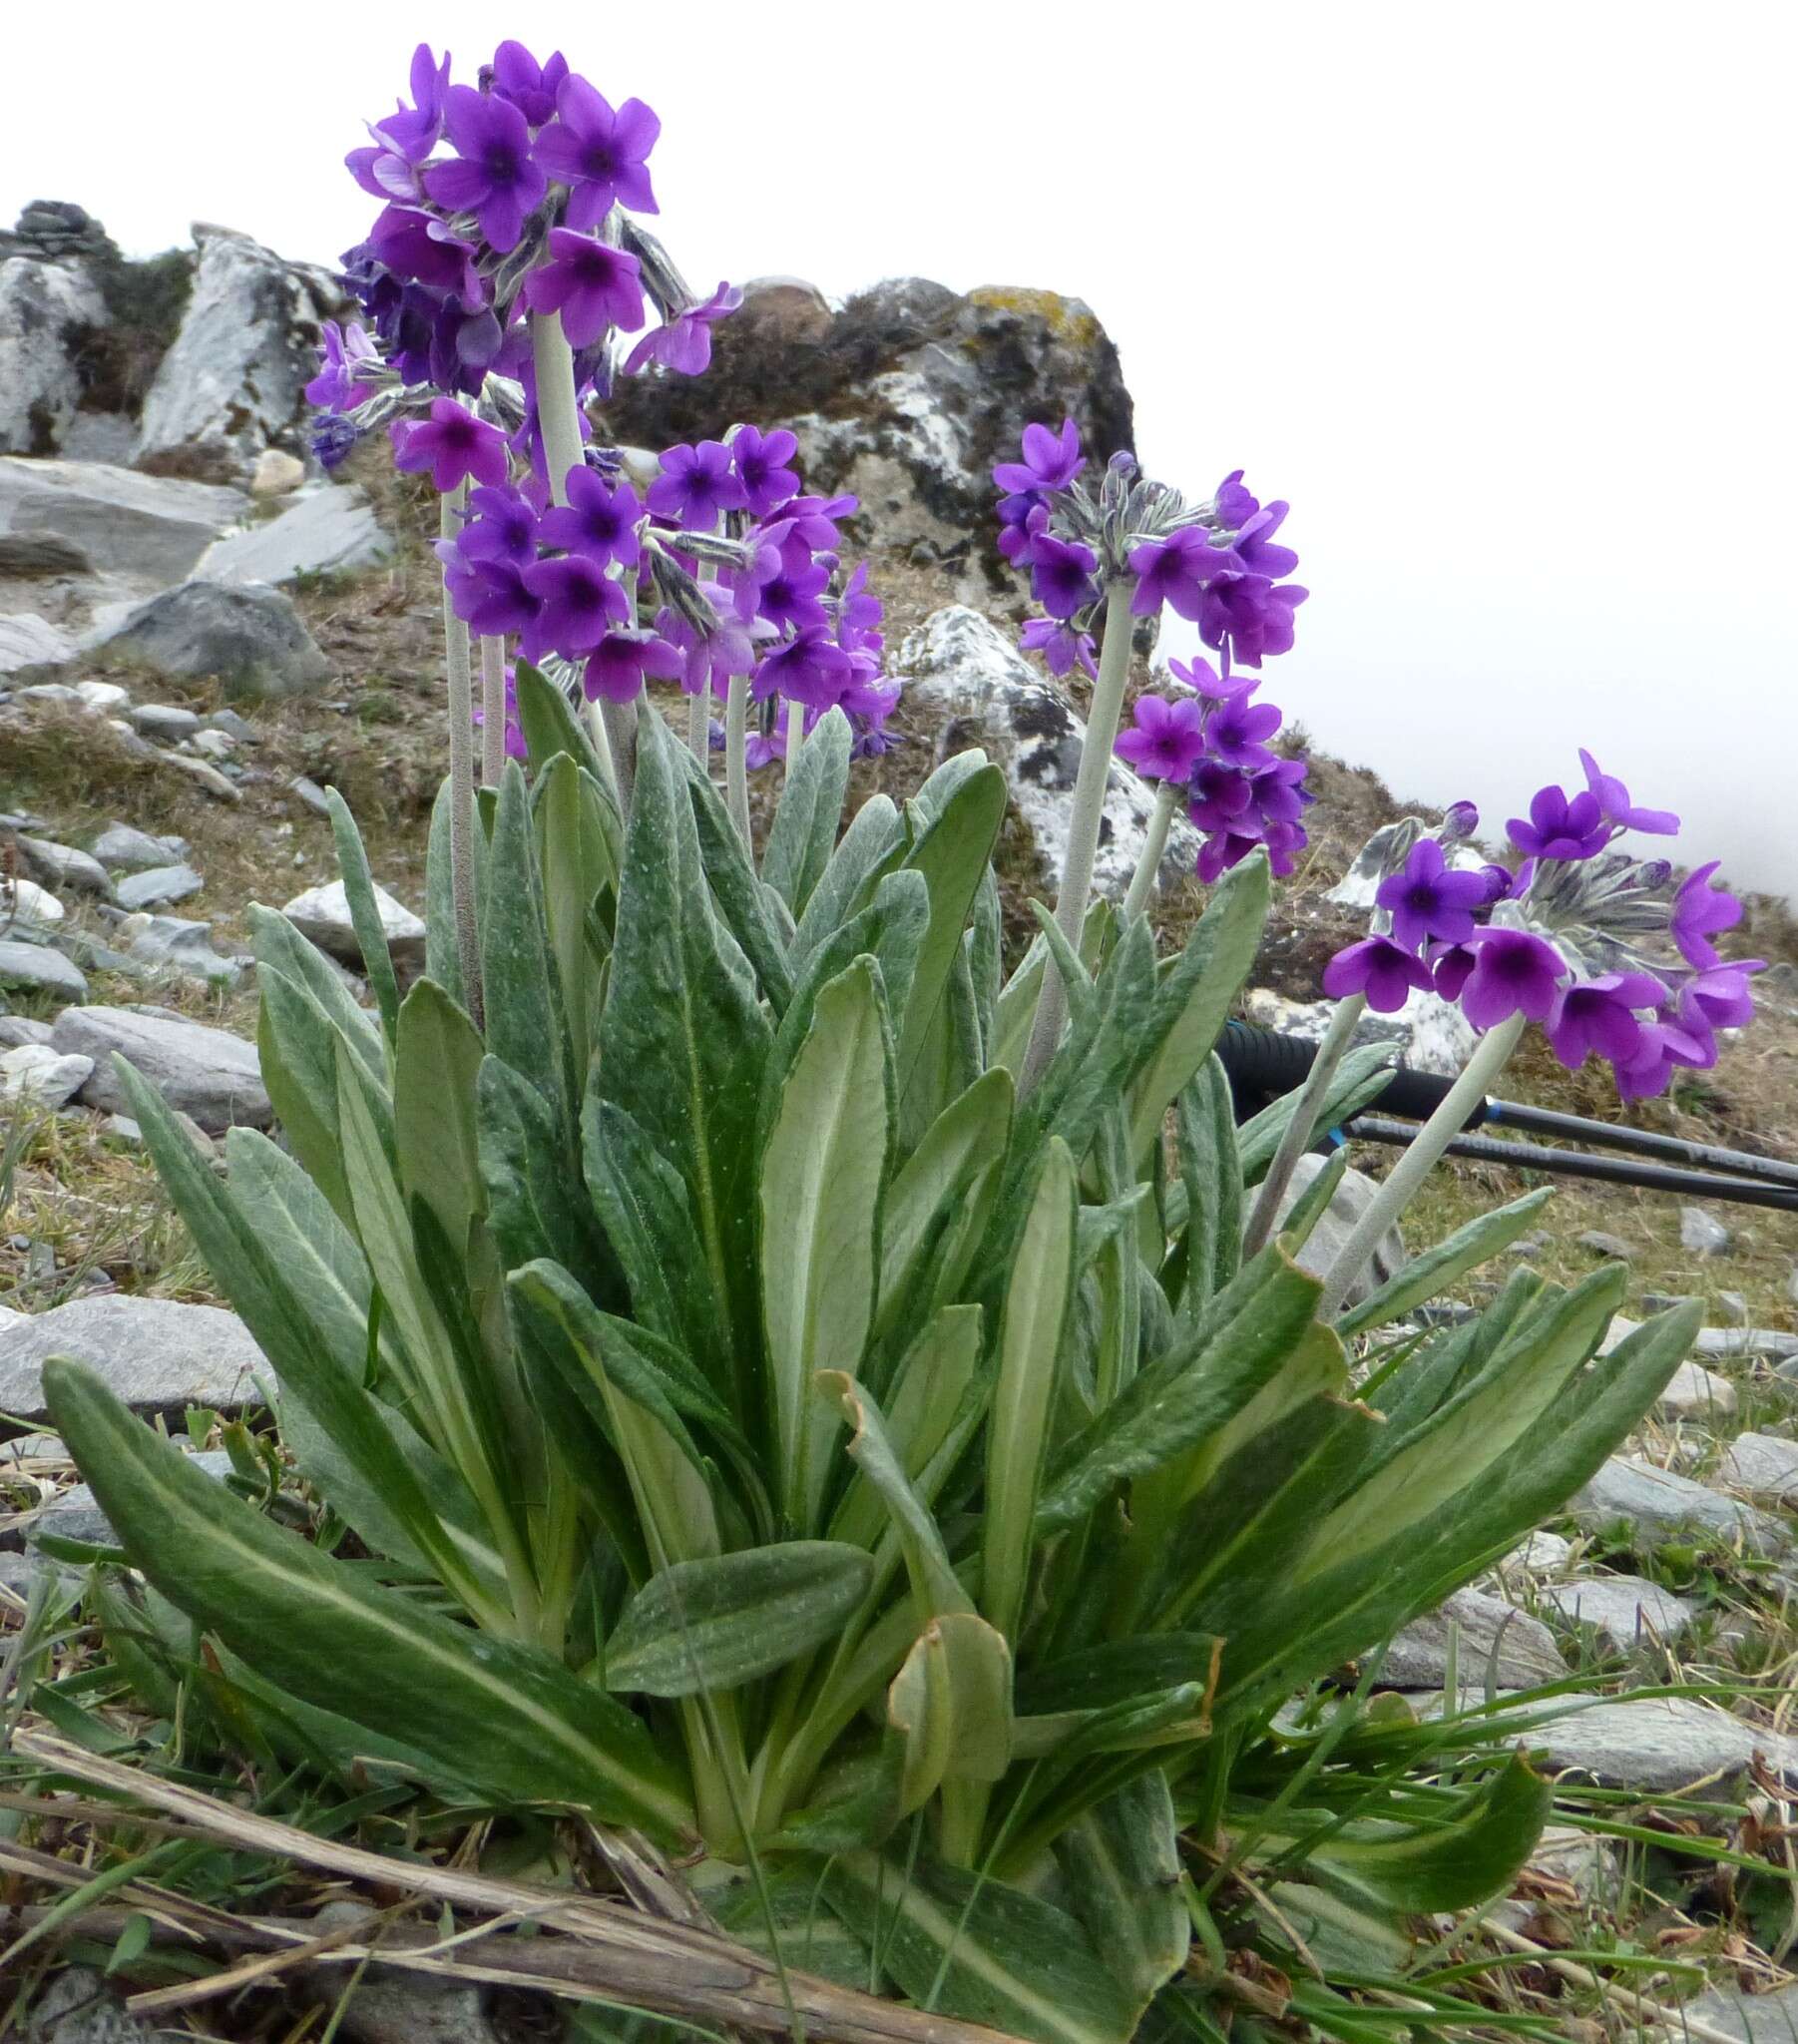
[22,1963,160,2044]
[30,1449,233,1553]
[0,1294,263,1430]
[1576,1231,1633,1261]
[198,481,393,586]
[0,531,91,576]
[1656,1361,1740,1421]
[72,679,130,714]
[1539,1573,1697,1645]
[1718,1290,1750,1326]
[1682,1206,1735,1257]
[1642,1291,1698,1314]
[1718,1433,1798,1502]
[1702,1326,1798,1362]
[1573,1453,1786,1556]
[290,774,332,817]
[15,680,80,704]
[0,1015,54,1047]
[250,448,306,497]
[1681,1979,1798,2041]
[51,1004,268,1134]
[281,878,426,970]
[101,1109,216,1161]
[114,863,204,912]
[156,749,242,802]
[1378,1586,1567,1691]
[1499,1529,1574,1574]
[1493,1690,1798,1796]
[115,912,243,986]
[91,821,189,872]
[0,939,87,999]
[190,727,235,760]
[0,1043,94,1107]
[0,875,64,926]
[17,835,111,896]
[204,707,257,743]
[127,701,201,741]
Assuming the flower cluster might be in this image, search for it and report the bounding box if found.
[306,40,739,468]
[1323,753,1761,1100]
[1116,657,1314,881]
[995,422,1308,674]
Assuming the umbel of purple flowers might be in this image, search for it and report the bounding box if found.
[996,420,1314,886]
[305,39,899,763]
[1321,753,1762,1102]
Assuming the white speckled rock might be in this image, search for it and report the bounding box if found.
[0,255,110,456]
[196,483,392,586]
[1539,1573,1696,1644]
[896,606,1200,905]
[0,1294,264,1430]
[0,1042,93,1107]
[0,875,64,926]
[1718,1433,1798,1502]
[280,878,426,969]
[1241,982,1480,1079]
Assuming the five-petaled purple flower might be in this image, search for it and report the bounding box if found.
[537,467,643,569]
[521,553,630,660]
[1020,617,1097,679]
[533,76,661,226]
[1506,783,1610,861]
[390,398,510,492]
[1578,750,1678,836]
[1115,696,1206,782]
[624,283,741,377]
[1376,838,1491,951]
[1458,927,1570,1031]
[1323,936,1437,1013]
[522,231,646,348]
[1543,971,1669,1070]
[993,419,1084,494]
[1128,527,1239,620]
[423,85,547,255]
[487,40,569,128]
[647,440,747,530]
[1670,860,1743,969]
[584,629,683,704]
[730,426,801,519]
[1029,534,1099,621]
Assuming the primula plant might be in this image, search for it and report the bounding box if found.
[28,35,1749,2044]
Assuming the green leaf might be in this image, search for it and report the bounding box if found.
[532,753,618,1062]
[323,787,402,1046]
[1125,853,1269,1160]
[393,980,486,1263]
[513,656,604,779]
[822,1847,1139,2044]
[1016,1634,1221,1719]
[482,761,575,1129]
[480,1056,617,1303]
[887,1610,1014,1812]
[672,738,796,1013]
[45,1357,693,1841]
[1237,1042,1396,1183]
[791,792,904,966]
[248,902,387,1087]
[423,776,482,1009]
[1053,1771,1189,2006]
[983,1137,1078,1641]
[877,1067,1014,1341]
[606,1542,874,1696]
[1335,1186,1557,1336]
[1275,1146,1351,1256]
[991,902,1113,1077]
[1173,1058,1241,1314]
[823,1370,971,1618]
[762,706,852,915]
[760,956,891,1531]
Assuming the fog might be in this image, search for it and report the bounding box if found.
[9,1,1793,889]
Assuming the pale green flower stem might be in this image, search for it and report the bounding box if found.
[479,634,507,787]
[686,680,709,761]
[1121,775,1182,922]
[1316,1011,1528,1319]
[724,671,753,845]
[784,697,803,781]
[1241,992,1368,1260]
[1020,580,1135,1090]
[439,483,482,1031]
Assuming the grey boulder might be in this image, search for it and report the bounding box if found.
[114,912,243,986]
[0,454,244,590]
[52,1004,269,1132]
[0,1294,263,1433]
[280,877,427,969]
[0,938,87,999]
[196,483,392,586]
[0,612,76,673]
[1718,1432,1798,1502]
[0,253,109,457]
[1572,1453,1787,1557]
[17,834,111,896]
[1538,1573,1697,1645]
[92,580,331,700]
[114,862,204,911]
[91,821,190,872]
[1378,1586,1566,1690]
[1681,1205,1735,1257]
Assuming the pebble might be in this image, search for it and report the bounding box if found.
[0,1294,264,1430]
[190,728,236,760]
[1378,1585,1566,1691]
[1656,1360,1740,1421]
[1681,1979,1798,2041]
[1681,1206,1736,1257]
[281,878,426,969]
[1499,1529,1574,1574]
[17,835,112,897]
[114,912,243,986]
[71,680,130,714]
[1717,1433,1798,1502]
[0,1015,54,1047]
[101,1110,218,1161]
[1539,1573,1697,1645]
[1699,1326,1798,1361]
[114,862,204,912]
[1718,1290,1750,1326]
[1576,1231,1633,1261]
[0,1043,94,1108]
[204,707,258,744]
[289,774,332,817]
[1572,1453,1787,1556]
[91,821,191,872]
[128,702,201,741]
[157,750,242,802]
[51,1004,270,1133]
[0,938,88,1000]
[0,875,64,925]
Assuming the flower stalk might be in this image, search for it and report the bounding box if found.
[1315,1011,1528,1318]
[1241,992,1367,1259]
[1021,579,1135,1089]
[439,481,483,1029]
[479,634,507,786]
[724,670,752,845]
[1122,777,1182,922]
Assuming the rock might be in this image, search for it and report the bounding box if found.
[290,774,332,817]
[0,875,65,926]
[30,1449,233,1552]
[101,1110,217,1160]
[1242,982,1480,1079]
[896,607,1199,902]
[1502,1691,1798,1795]
[1325,819,1490,913]
[91,821,188,872]
[0,253,110,457]
[278,879,424,971]
[72,679,129,714]
[1577,1230,1633,1261]
[24,1963,159,2044]
[1681,1981,1798,2041]
[51,1005,268,1133]
[1500,1529,1574,1574]
[204,707,257,743]
[1379,1586,1567,1690]
[16,835,111,897]
[294,1905,511,2044]
[0,455,245,589]
[0,1015,54,1047]
[196,482,392,586]
[1539,1573,1697,1645]
[1718,1289,1750,1326]
[154,748,242,801]
[1572,1454,1787,1556]
[190,728,235,760]
[0,531,92,575]
[94,579,331,700]
[250,448,306,497]
[0,1043,94,1107]
[1255,1151,1406,1309]
[113,912,243,986]
[1701,1326,1798,1362]
[0,1295,262,1433]
[126,701,200,740]
[135,224,344,480]
[114,863,203,912]
[0,939,87,999]
[0,612,75,672]
[1682,1205,1735,1257]
[1718,1433,1798,1502]
[1656,1360,1739,1421]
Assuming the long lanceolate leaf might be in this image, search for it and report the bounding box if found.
[323,786,403,1046]
[1334,1185,1556,1335]
[762,706,853,915]
[44,1358,694,1843]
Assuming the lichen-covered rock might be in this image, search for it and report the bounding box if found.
[1325,818,1490,912]
[0,255,110,457]
[896,605,1198,902]
[1241,982,1480,1079]
[1257,1151,1407,1309]
[134,224,345,481]
[92,579,331,699]
[0,455,245,591]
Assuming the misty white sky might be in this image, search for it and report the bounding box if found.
[8,3,1795,891]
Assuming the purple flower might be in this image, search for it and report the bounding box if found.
[993,418,1084,494]
[1189,760,1253,833]
[1577,750,1678,836]
[753,628,852,711]
[1021,617,1097,680]
[749,553,831,634]
[1440,800,1481,841]
[1679,959,1763,1035]
[1116,695,1206,781]
[1204,691,1285,769]
[1232,502,1299,581]
[1670,860,1744,969]
[1458,927,1569,1031]
[536,467,643,569]
[660,592,773,695]
[457,483,539,566]
[1612,1012,1715,1101]
[746,727,788,770]
[1506,783,1609,861]
[623,282,741,377]
[305,320,379,414]
[1213,469,1259,527]
[1197,830,1267,884]
[996,491,1047,565]
[441,552,541,638]
[1263,817,1309,878]
[522,231,645,348]
[423,86,546,255]
[1429,942,1479,1001]
[1544,971,1669,1070]
[647,441,748,531]
[1248,756,1313,825]
[1323,936,1437,1013]
[1129,526,1240,620]
[390,398,510,492]
[472,665,528,761]
[730,426,801,519]
[362,207,484,301]
[486,41,569,128]
[1375,837,1491,950]
[521,553,630,660]
[836,560,883,650]
[1196,572,1307,667]
[348,45,451,198]
[533,76,660,225]
[584,629,683,704]
[1167,653,1253,701]
[1029,533,1100,621]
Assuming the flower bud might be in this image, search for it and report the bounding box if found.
[1440,800,1480,842]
